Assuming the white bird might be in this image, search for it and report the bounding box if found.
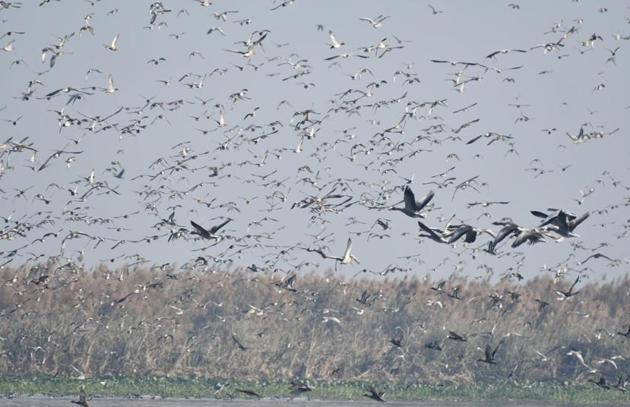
[359,15,389,29]
[305,238,360,268]
[328,30,344,49]
[215,109,227,127]
[567,350,597,373]
[2,40,15,52]
[105,74,117,93]
[340,238,360,265]
[213,10,238,21]
[105,33,119,51]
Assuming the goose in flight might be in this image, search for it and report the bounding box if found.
[443,223,495,244]
[305,238,359,267]
[485,48,527,59]
[579,253,618,265]
[327,30,344,49]
[215,108,227,127]
[290,379,313,394]
[428,4,443,15]
[510,228,546,248]
[390,185,434,218]
[213,10,238,21]
[417,220,448,243]
[531,209,589,237]
[105,33,119,51]
[486,220,521,253]
[363,386,385,402]
[359,15,389,29]
[555,276,581,300]
[339,238,360,265]
[478,339,505,364]
[566,350,597,373]
[104,74,118,94]
[2,40,15,52]
[38,149,84,172]
[190,218,232,240]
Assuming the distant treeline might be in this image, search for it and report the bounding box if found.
[0,262,628,385]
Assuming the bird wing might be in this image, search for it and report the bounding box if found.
[328,31,338,45]
[37,152,56,171]
[416,190,435,211]
[569,212,589,231]
[417,221,444,242]
[111,34,119,48]
[530,210,548,219]
[342,238,353,259]
[403,186,416,211]
[209,218,232,234]
[190,220,208,236]
[446,227,468,244]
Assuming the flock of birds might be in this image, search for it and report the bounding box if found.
[1,0,630,400]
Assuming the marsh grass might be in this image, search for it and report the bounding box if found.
[0,262,629,401]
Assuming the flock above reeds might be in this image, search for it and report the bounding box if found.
[0,0,630,399]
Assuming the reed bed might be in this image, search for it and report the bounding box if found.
[0,262,628,389]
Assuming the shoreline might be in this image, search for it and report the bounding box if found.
[0,376,629,404]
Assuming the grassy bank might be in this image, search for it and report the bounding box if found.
[0,375,629,404]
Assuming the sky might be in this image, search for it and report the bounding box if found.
[0,0,629,281]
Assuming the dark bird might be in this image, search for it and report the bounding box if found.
[579,253,618,265]
[447,331,467,342]
[531,209,589,237]
[190,218,232,239]
[588,376,610,390]
[617,325,630,338]
[235,388,261,398]
[511,228,546,248]
[486,220,521,254]
[363,386,385,402]
[390,185,434,218]
[417,220,447,243]
[478,339,504,364]
[443,223,495,244]
[554,276,581,300]
[290,379,313,394]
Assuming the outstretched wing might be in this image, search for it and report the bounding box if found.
[209,218,232,234]
[530,210,548,219]
[343,238,353,259]
[403,185,416,211]
[416,189,435,211]
[190,220,208,236]
[417,221,444,242]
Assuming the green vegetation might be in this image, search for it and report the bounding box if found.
[0,375,629,403]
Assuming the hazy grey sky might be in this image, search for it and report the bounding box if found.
[1,0,629,280]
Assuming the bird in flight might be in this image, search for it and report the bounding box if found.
[390,185,434,218]
[190,218,232,240]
